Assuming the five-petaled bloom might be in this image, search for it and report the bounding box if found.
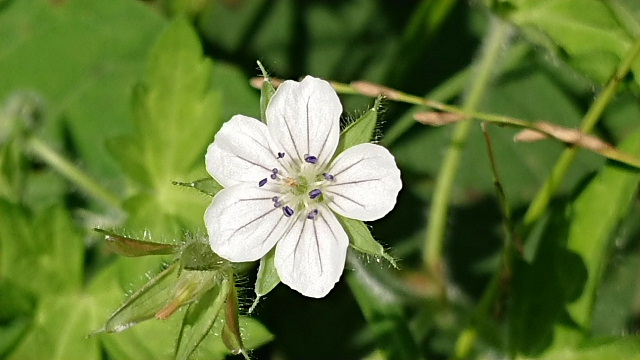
[204,76,401,298]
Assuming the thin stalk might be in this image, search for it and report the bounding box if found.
[28,136,122,210]
[382,67,470,147]
[523,37,640,225]
[450,123,517,360]
[423,18,511,297]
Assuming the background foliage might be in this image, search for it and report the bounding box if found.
[1,0,640,359]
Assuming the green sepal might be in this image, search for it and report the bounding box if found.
[95,228,178,257]
[339,215,398,269]
[95,262,180,334]
[173,279,230,360]
[336,96,381,155]
[221,278,247,357]
[249,248,280,313]
[257,60,276,123]
[180,241,229,271]
[172,178,224,197]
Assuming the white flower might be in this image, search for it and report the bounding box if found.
[204,76,401,298]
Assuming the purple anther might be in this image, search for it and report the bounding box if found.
[304,154,318,164]
[283,205,294,217]
[272,196,282,208]
[270,168,279,179]
[307,209,319,220]
[272,196,279,202]
[323,173,335,181]
[270,173,277,180]
[277,152,285,159]
[309,189,322,200]
[258,178,268,187]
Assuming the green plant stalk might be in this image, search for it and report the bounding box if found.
[28,136,122,210]
[523,37,640,226]
[451,123,516,360]
[382,67,470,147]
[423,18,511,295]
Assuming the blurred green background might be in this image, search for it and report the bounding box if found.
[2,0,640,359]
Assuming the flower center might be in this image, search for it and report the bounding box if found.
[258,151,337,220]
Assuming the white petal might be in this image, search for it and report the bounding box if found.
[325,143,402,221]
[275,208,348,298]
[267,76,341,168]
[205,115,280,187]
[205,183,293,262]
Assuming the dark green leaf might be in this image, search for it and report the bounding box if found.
[346,253,420,360]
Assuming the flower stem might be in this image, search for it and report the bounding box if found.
[423,18,512,297]
[28,136,122,210]
[522,36,640,226]
[381,67,469,147]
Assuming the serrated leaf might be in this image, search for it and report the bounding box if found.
[172,178,224,197]
[336,97,380,155]
[339,216,397,268]
[99,262,179,334]
[174,279,229,360]
[131,17,223,185]
[96,228,178,257]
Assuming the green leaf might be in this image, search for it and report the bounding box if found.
[532,336,640,360]
[336,97,380,155]
[554,128,640,346]
[250,248,280,313]
[346,253,420,360]
[172,178,224,197]
[96,228,178,257]
[127,17,223,186]
[7,295,101,360]
[504,0,640,87]
[0,202,84,295]
[339,216,397,268]
[0,0,164,177]
[174,279,229,360]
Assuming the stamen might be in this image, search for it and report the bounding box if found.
[258,178,267,187]
[309,189,322,200]
[277,152,285,159]
[283,206,294,217]
[272,196,282,208]
[307,209,319,220]
[304,154,318,164]
[323,173,335,181]
[270,168,279,180]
